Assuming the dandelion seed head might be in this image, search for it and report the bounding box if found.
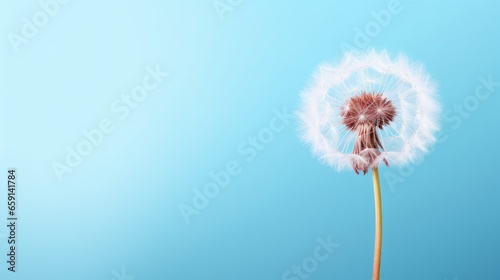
[297,50,441,174]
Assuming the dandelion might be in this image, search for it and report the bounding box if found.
[297,50,440,280]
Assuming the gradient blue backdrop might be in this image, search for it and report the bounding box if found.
[1,0,499,279]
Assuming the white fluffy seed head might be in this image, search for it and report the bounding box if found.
[297,50,441,172]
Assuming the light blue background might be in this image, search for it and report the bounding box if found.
[1,0,499,279]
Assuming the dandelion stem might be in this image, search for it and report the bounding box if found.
[372,167,382,280]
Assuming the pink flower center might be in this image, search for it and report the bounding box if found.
[341,93,396,174]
